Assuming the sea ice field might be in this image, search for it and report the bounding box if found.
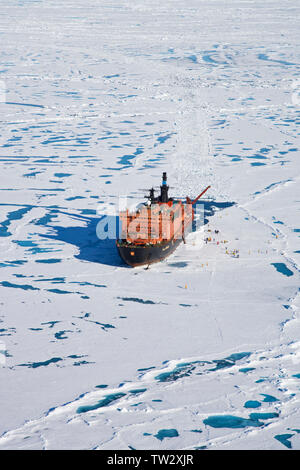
[0,0,299,450]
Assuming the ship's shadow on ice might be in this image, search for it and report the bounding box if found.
[40,212,127,267]
[194,200,235,228]
[39,201,234,267]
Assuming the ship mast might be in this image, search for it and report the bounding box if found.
[160,172,169,203]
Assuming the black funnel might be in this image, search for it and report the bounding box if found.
[160,172,169,203]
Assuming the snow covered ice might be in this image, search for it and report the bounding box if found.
[0,0,299,450]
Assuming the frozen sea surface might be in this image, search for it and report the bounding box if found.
[0,0,299,450]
